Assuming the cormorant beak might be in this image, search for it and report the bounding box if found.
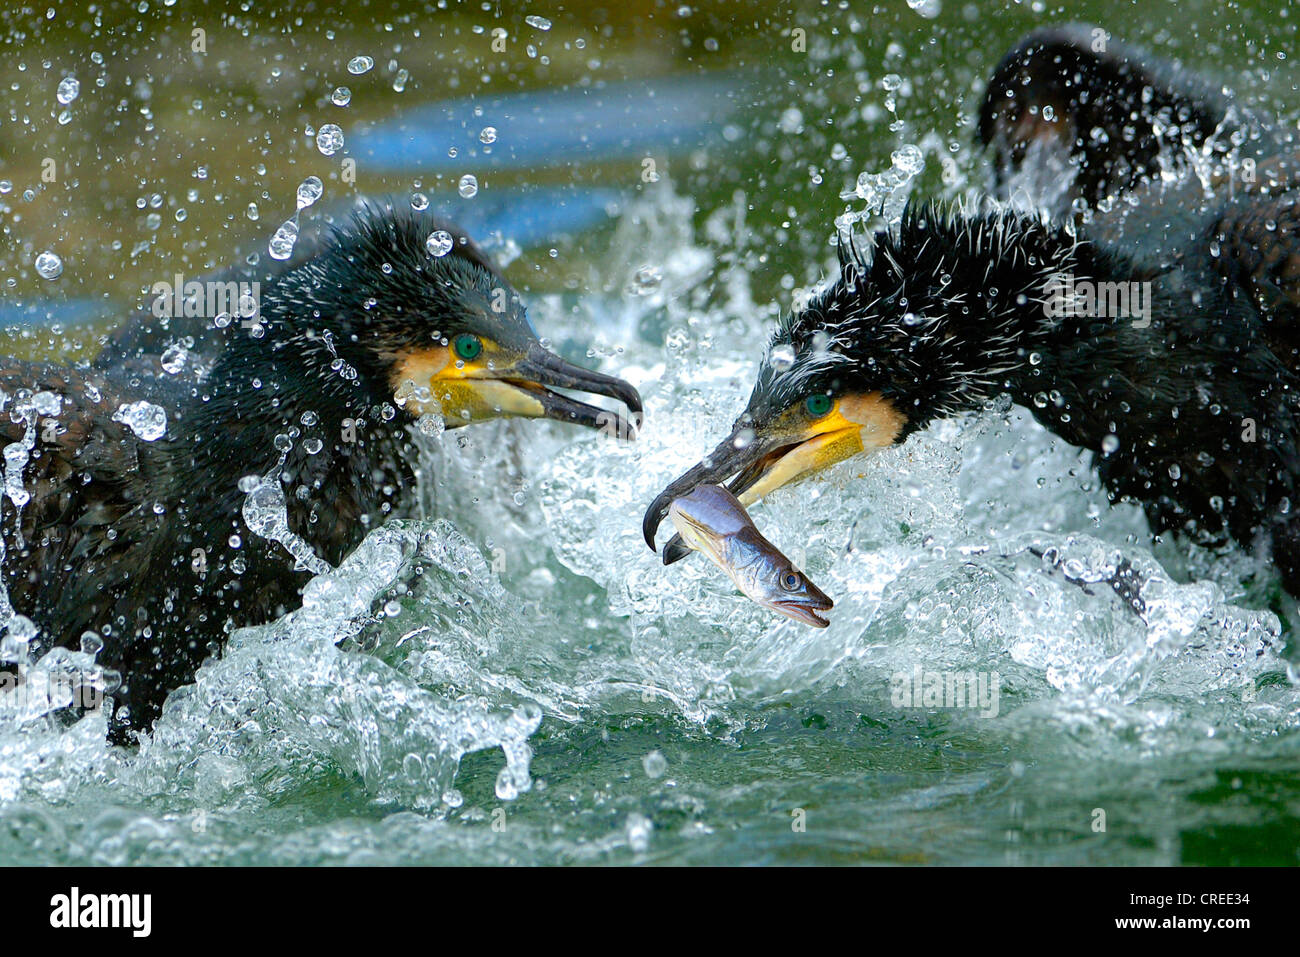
[504,343,644,437]
[395,341,643,438]
[642,393,904,563]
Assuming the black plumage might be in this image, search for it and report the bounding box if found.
[1,200,641,742]
[644,26,1300,594]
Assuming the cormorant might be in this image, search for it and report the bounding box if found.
[643,26,1300,596]
[1,200,642,743]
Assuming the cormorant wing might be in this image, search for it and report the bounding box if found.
[0,359,179,642]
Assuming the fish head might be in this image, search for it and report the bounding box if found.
[748,547,834,628]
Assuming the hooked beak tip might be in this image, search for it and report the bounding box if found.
[514,344,644,438]
[642,492,672,550]
[641,428,767,552]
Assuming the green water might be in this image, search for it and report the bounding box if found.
[0,0,1298,866]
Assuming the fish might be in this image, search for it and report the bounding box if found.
[667,483,834,628]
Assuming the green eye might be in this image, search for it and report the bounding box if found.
[805,394,832,417]
[453,334,483,361]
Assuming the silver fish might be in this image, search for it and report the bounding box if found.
[667,484,833,628]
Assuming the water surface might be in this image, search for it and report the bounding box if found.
[0,0,1297,866]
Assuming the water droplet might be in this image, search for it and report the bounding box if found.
[330,86,351,106]
[246,202,260,221]
[525,15,552,30]
[8,616,37,643]
[891,144,924,176]
[770,343,796,370]
[296,175,323,209]
[160,342,189,374]
[630,264,663,293]
[642,750,667,778]
[56,75,79,105]
[457,174,478,198]
[479,126,497,144]
[79,631,103,656]
[1101,434,1119,455]
[906,0,942,18]
[269,220,299,260]
[35,250,63,279]
[626,813,653,853]
[112,400,167,441]
[410,192,429,211]
[391,68,409,93]
[316,123,345,156]
[425,230,454,257]
[347,55,374,75]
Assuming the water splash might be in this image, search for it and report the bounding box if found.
[241,473,331,577]
[111,400,167,441]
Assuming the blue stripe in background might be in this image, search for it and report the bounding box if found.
[0,299,105,330]
[356,73,743,173]
[6,72,747,330]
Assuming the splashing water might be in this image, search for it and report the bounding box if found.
[425,230,454,257]
[2,8,1299,864]
[34,251,63,280]
[111,400,167,441]
[55,76,79,105]
[315,124,345,156]
[268,220,299,260]
[296,176,324,210]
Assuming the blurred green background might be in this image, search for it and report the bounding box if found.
[1,0,1293,359]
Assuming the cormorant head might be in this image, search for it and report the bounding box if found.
[266,200,642,436]
[643,204,1067,559]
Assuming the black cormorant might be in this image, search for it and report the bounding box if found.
[1,200,642,742]
[643,26,1300,596]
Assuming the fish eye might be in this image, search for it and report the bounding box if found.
[453,334,483,361]
[780,571,802,591]
[804,394,832,417]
